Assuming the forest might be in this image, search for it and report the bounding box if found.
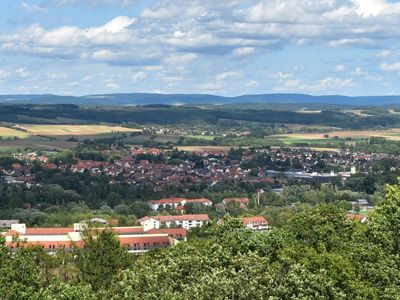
[1,104,400,129]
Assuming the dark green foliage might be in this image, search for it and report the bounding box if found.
[1,104,400,129]
[75,228,132,291]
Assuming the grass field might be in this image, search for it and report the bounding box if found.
[187,135,215,141]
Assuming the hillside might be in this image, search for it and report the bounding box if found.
[2,93,400,106]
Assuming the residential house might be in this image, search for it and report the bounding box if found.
[148,197,212,210]
[242,216,268,230]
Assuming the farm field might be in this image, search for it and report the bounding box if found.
[284,124,340,131]
[21,125,140,136]
[270,129,400,145]
[187,135,215,141]
[0,126,30,139]
[0,139,77,152]
[177,146,233,153]
[0,124,141,152]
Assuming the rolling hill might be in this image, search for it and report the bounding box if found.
[1,93,400,106]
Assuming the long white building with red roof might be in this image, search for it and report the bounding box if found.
[138,214,210,230]
[148,197,212,210]
[2,222,186,254]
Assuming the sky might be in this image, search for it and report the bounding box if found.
[1,0,400,96]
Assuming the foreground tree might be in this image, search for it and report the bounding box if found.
[75,228,132,291]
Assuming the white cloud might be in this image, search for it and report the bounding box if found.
[233,47,256,57]
[334,64,346,72]
[106,82,120,89]
[273,72,294,79]
[377,50,392,58]
[46,72,67,80]
[302,77,355,93]
[351,0,400,17]
[15,68,30,78]
[328,38,376,48]
[381,62,400,72]
[142,66,164,71]
[19,2,47,13]
[352,67,366,76]
[54,0,137,7]
[163,53,198,65]
[156,75,185,83]
[198,82,222,91]
[216,71,241,81]
[246,80,259,87]
[92,49,120,61]
[131,71,147,81]
[0,69,10,79]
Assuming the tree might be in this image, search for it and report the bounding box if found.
[0,237,42,300]
[114,204,130,215]
[75,228,132,291]
[40,280,95,300]
[130,201,150,218]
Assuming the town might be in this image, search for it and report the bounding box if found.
[1,143,389,254]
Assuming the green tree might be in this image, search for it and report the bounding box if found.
[75,228,132,291]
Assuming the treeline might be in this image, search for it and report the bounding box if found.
[2,182,400,299]
[1,104,400,129]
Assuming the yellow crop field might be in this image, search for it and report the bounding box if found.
[0,126,30,138]
[20,125,140,136]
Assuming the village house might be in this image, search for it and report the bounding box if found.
[223,197,249,208]
[242,216,269,230]
[148,197,212,210]
[0,220,19,228]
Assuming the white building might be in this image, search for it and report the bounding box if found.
[148,197,212,210]
[242,216,269,231]
[138,214,210,230]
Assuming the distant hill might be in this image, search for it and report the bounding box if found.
[1,93,400,106]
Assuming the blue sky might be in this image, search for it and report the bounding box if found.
[1,0,400,96]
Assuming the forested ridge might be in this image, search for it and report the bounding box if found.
[1,182,400,299]
[0,104,400,128]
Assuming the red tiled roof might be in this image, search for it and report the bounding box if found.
[43,163,58,169]
[119,235,171,245]
[153,214,210,222]
[176,205,185,211]
[6,240,81,248]
[137,216,150,223]
[25,228,73,235]
[3,230,20,236]
[242,216,267,225]
[112,227,145,234]
[346,213,367,222]
[223,198,249,204]
[185,198,211,203]
[147,228,187,238]
[149,198,183,204]
[149,197,211,204]
[12,163,23,170]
